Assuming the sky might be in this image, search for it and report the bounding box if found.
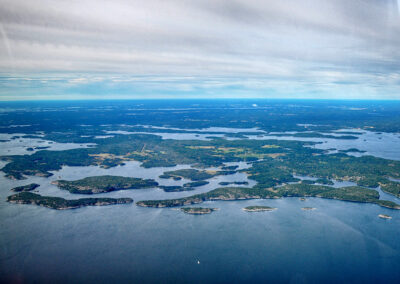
[0,0,399,100]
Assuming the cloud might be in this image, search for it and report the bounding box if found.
[0,0,399,99]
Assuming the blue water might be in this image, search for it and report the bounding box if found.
[1,157,400,283]
[1,196,400,283]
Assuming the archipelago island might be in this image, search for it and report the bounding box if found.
[2,101,400,212]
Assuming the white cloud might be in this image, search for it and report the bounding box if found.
[0,0,399,99]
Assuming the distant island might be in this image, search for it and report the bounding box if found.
[338,148,367,153]
[183,180,209,188]
[180,207,217,215]
[219,181,249,186]
[7,192,133,210]
[52,175,158,194]
[159,185,195,192]
[302,207,316,211]
[11,183,40,192]
[243,206,276,212]
[158,181,209,192]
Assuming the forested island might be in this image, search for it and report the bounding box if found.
[219,181,249,186]
[7,192,133,210]
[158,185,195,192]
[160,169,235,181]
[52,175,158,194]
[136,184,400,210]
[11,183,40,192]
[1,103,400,213]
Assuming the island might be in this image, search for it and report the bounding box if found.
[2,117,400,213]
[7,192,133,210]
[11,183,40,192]
[183,180,209,188]
[378,214,392,219]
[159,169,235,181]
[302,207,316,211]
[137,184,400,210]
[338,148,367,153]
[315,178,334,185]
[52,175,158,194]
[243,206,276,212]
[221,165,239,170]
[158,185,195,192]
[180,207,217,215]
[160,169,215,181]
[219,181,249,186]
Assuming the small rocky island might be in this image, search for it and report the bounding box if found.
[7,192,133,210]
[180,207,217,215]
[378,214,392,219]
[11,183,40,192]
[52,175,158,194]
[302,207,316,211]
[243,206,276,212]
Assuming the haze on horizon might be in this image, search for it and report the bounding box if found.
[0,0,399,100]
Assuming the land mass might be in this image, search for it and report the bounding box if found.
[11,183,40,192]
[160,169,235,181]
[243,205,276,212]
[137,184,400,210]
[7,192,133,210]
[378,214,392,219]
[183,180,209,188]
[180,207,217,215]
[302,207,316,211]
[52,175,158,194]
[159,185,195,192]
[219,181,249,186]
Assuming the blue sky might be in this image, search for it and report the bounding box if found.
[0,0,399,100]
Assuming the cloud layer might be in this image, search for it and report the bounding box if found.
[0,0,399,99]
